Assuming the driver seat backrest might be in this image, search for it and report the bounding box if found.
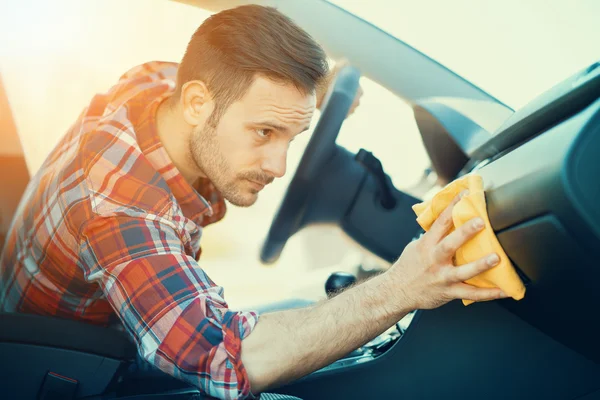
[0,312,136,399]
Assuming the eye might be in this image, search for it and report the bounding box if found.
[256,128,272,138]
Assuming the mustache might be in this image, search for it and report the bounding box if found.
[240,171,275,186]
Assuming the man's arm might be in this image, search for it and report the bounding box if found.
[242,192,508,393]
[242,270,408,392]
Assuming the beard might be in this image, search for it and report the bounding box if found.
[189,123,273,207]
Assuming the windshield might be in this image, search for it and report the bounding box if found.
[329,0,600,110]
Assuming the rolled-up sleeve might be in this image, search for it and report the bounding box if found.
[79,214,259,399]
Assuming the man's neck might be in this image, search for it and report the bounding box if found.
[156,97,204,186]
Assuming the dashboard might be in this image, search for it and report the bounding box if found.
[311,60,600,377]
[414,61,600,362]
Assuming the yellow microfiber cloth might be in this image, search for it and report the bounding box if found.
[412,174,526,305]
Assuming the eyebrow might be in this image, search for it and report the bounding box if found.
[255,120,310,134]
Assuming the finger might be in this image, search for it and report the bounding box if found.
[434,216,485,262]
[449,253,500,283]
[347,99,361,117]
[352,87,362,106]
[452,283,508,302]
[332,59,350,76]
[426,190,468,244]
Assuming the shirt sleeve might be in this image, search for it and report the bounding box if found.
[79,213,259,400]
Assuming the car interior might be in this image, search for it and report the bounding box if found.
[1,1,599,399]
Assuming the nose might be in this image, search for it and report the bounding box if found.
[261,144,287,179]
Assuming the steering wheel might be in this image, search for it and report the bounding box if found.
[260,65,361,264]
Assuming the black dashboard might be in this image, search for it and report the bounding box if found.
[413,61,600,362]
[473,96,600,362]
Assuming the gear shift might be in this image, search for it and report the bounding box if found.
[325,272,357,298]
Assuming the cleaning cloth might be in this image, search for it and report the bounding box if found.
[412,174,526,305]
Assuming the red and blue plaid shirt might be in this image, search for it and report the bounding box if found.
[0,61,259,399]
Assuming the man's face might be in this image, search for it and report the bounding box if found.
[190,76,315,207]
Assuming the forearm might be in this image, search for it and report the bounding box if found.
[241,270,411,393]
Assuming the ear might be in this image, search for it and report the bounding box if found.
[180,80,214,126]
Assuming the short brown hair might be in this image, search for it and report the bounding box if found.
[174,5,329,124]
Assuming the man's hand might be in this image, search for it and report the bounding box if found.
[316,59,363,117]
[389,191,507,310]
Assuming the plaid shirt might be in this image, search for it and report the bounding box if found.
[0,61,259,399]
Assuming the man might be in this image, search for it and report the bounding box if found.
[0,5,507,399]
